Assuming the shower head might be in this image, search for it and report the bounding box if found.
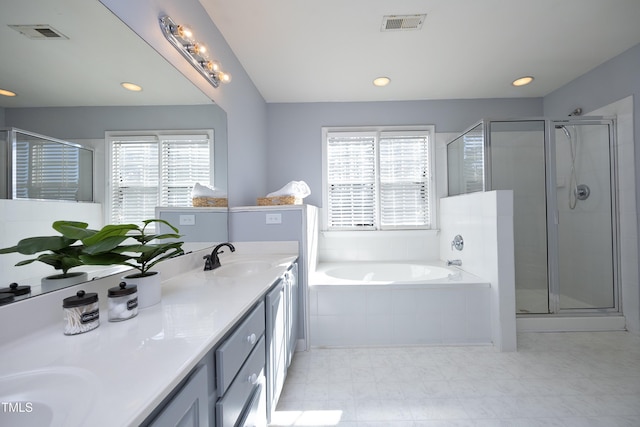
[556,125,571,140]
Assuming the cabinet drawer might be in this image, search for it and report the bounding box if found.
[216,301,265,395]
[216,337,266,427]
[237,382,266,427]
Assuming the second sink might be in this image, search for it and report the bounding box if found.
[212,260,273,278]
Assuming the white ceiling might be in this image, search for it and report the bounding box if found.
[0,0,211,108]
[201,0,640,103]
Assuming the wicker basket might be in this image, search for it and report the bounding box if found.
[192,197,228,207]
[257,195,302,206]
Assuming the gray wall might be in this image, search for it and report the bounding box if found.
[266,98,543,207]
[100,0,268,207]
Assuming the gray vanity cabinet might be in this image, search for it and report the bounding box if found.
[143,263,298,427]
[143,360,211,427]
[266,263,299,422]
[215,301,267,427]
[266,280,286,422]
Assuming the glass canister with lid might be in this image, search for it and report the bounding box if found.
[108,281,138,322]
[63,290,100,335]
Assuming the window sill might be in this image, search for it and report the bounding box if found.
[320,229,439,238]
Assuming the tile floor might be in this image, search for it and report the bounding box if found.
[271,332,640,427]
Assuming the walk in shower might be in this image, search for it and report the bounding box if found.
[447,118,618,315]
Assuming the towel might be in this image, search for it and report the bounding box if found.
[192,182,227,198]
[266,180,311,198]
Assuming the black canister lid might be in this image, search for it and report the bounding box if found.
[63,290,98,308]
[0,292,15,305]
[0,283,31,296]
[108,281,137,297]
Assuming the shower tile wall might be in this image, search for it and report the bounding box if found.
[318,230,440,263]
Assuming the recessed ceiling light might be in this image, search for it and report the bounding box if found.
[373,77,391,87]
[0,88,17,97]
[121,82,143,92]
[512,76,534,87]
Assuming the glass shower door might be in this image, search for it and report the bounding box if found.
[553,121,617,311]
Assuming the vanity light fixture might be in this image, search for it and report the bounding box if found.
[159,15,231,89]
[512,76,534,87]
[373,76,391,87]
[0,88,17,97]
[121,82,142,92]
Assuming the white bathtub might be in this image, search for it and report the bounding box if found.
[312,261,486,287]
[310,261,492,347]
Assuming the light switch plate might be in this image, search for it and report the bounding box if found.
[266,213,282,224]
[179,214,196,226]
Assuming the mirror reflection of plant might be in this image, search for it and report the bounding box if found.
[0,221,91,277]
[57,219,184,278]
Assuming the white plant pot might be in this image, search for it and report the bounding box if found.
[41,271,89,292]
[123,271,161,309]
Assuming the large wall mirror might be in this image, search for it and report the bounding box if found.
[0,0,228,300]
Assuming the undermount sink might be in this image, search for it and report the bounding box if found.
[212,260,273,278]
[0,367,99,427]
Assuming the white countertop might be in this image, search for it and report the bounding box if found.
[0,249,298,427]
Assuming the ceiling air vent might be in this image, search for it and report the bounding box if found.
[8,24,68,40]
[381,14,426,32]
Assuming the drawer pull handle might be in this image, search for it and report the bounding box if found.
[247,333,257,345]
[248,373,258,384]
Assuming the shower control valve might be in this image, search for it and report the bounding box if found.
[451,234,464,251]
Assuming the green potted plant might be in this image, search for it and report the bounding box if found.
[59,219,184,308]
[0,221,91,290]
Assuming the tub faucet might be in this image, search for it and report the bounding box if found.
[203,242,236,271]
[447,259,462,267]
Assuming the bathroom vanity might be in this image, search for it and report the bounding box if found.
[0,243,299,427]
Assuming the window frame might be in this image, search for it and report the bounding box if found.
[321,125,436,232]
[106,129,214,227]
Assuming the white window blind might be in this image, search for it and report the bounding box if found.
[379,132,430,228]
[109,132,212,226]
[14,141,80,200]
[327,133,377,228]
[161,135,211,206]
[325,129,432,230]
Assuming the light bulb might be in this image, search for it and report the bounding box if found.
[202,60,221,73]
[195,43,207,57]
[174,24,194,42]
[219,71,232,84]
[187,42,208,59]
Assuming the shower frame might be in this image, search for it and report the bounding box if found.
[447,117,620,316]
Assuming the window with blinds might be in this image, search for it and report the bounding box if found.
[108,131,213,226]
[325,129,433,230]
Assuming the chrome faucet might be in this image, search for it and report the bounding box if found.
[203,242,236,271]
[447,259,462,267]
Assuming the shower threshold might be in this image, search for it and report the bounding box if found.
[517,315,626,332]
